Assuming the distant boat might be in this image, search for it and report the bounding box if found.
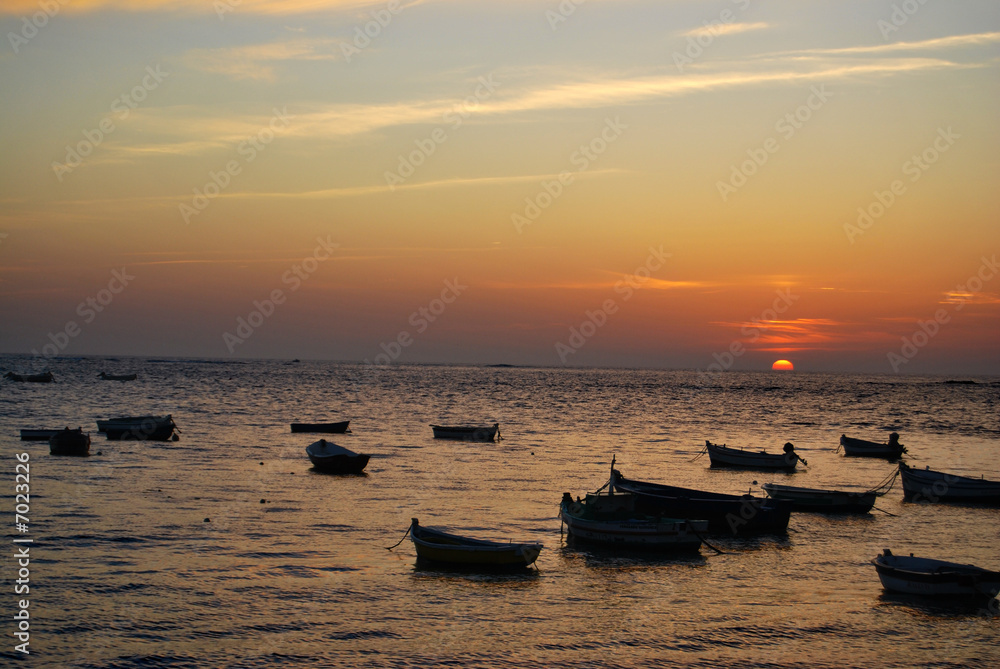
[20,429,61,441]
[97,415,178,441]
[706,440,804,471]
[4,371,53,383]
[290,420,350,434]
[98,372,137,381]
[560,491,706,551]
[49,427,90,456]
[840,433,906,459]
[408,518,541,570]
[609,468,792,536]
[305,439,369,474]
[872,549,1000,599]
[431,423,501,442]
[899,462,1000,504]
[762,483,876,513]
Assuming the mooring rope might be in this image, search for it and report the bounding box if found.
[385,523,412,551]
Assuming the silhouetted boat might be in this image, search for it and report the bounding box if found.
[762,483,876,513]
[430,423,501,441]
[98,415,178,441]
[305,439,369,474]
[899,462,1000,504]
[4,371,53,383]
[98,372,137,381]
[706,440,804,470]
[408,518,541,569]
[560,491,706,550]
[49,427,90,456]
[610,468,792,536]
[290,420,350,434]
[840,433,906,459]
[20,429,60,441]
[872,549,1000,599]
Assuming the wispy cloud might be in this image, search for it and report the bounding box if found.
[762,31,1000,58]
[679,22,771,39]
[0,0,400,14]
[183,39,342,82]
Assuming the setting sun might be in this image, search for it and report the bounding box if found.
[772,360,795,371]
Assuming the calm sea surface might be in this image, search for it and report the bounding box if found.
[1,356,999,668]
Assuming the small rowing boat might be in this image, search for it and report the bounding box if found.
[872,549,1000,599]
[430,423,501,442]
[899,462,1000,505]
[560,491,705,550]
[49,427,90,456]
[4,371,53,383]
[20,429,61,441]
[762,482,876,513]
[408,518,541,569]
[839,433,906,459]
[706,440,804,471]
[97,415,178,441]
[305,439,369,474]
[290,420,350,434]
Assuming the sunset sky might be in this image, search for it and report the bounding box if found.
[1,0,998,374]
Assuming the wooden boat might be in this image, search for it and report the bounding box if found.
[98,372,137,381]
[48,427,90,456]
[305,439,370,474]
[20,429,61,441]
[609,468,792,536]
[872,549,1000,599]
[290,420,350,434]
[560,492,706,550]
[840,433,906,459]
[4,371,53,383]
[762,483,876,513]
[98,415,178,441]
[408,518,541,569]
[430,423,500,442]
[899,462,1000,504]
[706,440,804,471]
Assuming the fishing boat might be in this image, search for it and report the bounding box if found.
[290,420,350,434]
[761,483,876,513]
[97,415,178,441]
[98,372,137,381]
[898,462,1000,504]
[48,427,90,456]
[20,429,61,441]
[305,439,370,474]
[560,491,706,550]
[430,423,501,442]
[872,549,1000,599]
[609,468,792,536]
[408,518,541,569]
[4,371,53,383]
[706,440,804,471]
[839,433,906,459]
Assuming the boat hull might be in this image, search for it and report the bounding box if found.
[707,442,798,471]
[611,470,792,536]
[840,435,906,459]
[899,462,1000,504]
[98,415,177,441]
[409,519,541,569]
[762,483,875,513]
[873,551,1000,599]
[431,424,499,441]
[20,429,60,441]
[291,421,350,434]
[560,494,704,550]
[307,452,370,474]
[49,429,90,456]
[5,372,53,383]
